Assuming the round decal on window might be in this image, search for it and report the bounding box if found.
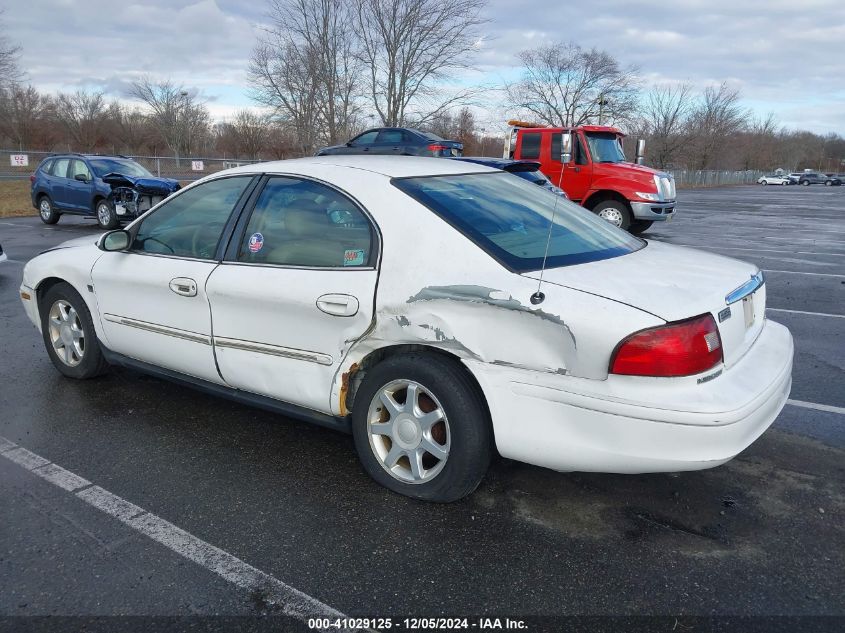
[248,232,264,253]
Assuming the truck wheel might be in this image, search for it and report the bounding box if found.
[351,353,492,502]
[38,196,60,225]
[592,200,631,230]
[96,200,119,230]
[629,220,653,235]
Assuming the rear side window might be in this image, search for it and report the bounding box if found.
[519,132,541,159]
[133,176,252,259]
[39,159,54,174]
[51,158,70,178]
[393,172,643,272]
[376,129,405,144]
[237,177,374,268]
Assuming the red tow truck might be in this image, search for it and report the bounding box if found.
[505,120,676,234]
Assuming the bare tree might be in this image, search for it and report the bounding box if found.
[228,109,270,159]
[106,102,155,154]
[355,0,487,126]
[506,42,639,128]
[684,82,748,170]
[129,77,210,159]
[0,10,22,87]
[249,39,322,155]
[638,83,693,169]
[0,84,54,149]
[54,90,108,152]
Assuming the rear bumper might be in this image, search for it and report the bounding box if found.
[630,200,676,220]
[467,319,793,474]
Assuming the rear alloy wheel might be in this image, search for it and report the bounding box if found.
[96,200,119,230]
[351,353,491,502]
[801,180,810,186]
[825,180,832,186]
[593,200,631,230]
[38,196,60,225]
[41,282,109,379]
[629,220,653,235]
[761,180,768,186]
[781,181,789,186]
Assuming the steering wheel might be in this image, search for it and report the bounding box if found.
[191,223,224,259]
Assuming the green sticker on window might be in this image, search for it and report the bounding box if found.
[343,249,365,266]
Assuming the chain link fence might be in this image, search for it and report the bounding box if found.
[668,169,767,188]
[2,149,767,188]
[1,149,262,182]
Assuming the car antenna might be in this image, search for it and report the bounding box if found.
[530,131,572,306]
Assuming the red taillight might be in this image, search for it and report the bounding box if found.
[610,314,723,377]
[428,144,448,151]
[29,174,36,184]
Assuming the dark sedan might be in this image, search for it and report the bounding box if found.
[316,128,462,157]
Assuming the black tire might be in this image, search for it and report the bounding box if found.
[40,282,109,379]
[96,199,119,230]
[760,180,768,186]
[824,180,832,186]
[37,195,60,225]
[351,353,492,502]
[629,220,654,235]
[801,180,810,186]
[592,199,632,230]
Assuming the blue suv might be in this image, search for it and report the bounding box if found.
[30,154,179,229]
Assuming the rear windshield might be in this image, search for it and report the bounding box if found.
[393,172,644,272]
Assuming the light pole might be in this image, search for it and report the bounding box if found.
[180,90,189,165]
[597,95,609,124]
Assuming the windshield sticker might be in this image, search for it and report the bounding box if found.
[248,232,264,253]
[344,249,365,266]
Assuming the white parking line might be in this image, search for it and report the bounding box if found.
[0,436,346,626]
[654,243,845,258]
[787,400,845,415]
[763,269,845,279]
[767,308,845,319]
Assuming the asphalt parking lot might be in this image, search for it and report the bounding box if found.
[1,184,843,632]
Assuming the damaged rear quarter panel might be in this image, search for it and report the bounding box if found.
[326,174,662,414]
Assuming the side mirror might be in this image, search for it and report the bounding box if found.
[99,230,130,252]
[560,132,573,164]
[74,173,90,182]
[636,139,646,165]
[345,141,354,147]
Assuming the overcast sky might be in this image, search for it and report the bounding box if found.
[4,0,844,134]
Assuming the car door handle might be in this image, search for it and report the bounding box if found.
[169,277,197,297]
[316,294,359,317]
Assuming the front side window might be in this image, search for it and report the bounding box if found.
[133,176,252,259]
[352,131,378,145]
[393,172,643,272]
[237,177,374,268]
[585,132,625,163]
[70,160,92,181]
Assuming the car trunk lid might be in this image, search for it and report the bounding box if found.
[521,240,767,368]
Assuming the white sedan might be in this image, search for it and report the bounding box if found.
[19,157,794,501]
[757,175,791,185]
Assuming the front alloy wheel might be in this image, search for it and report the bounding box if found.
[40,282,109,379]
[96,200,119,230]
[48,300,85,367]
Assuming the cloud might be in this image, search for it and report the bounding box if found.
[2,0,844,132]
